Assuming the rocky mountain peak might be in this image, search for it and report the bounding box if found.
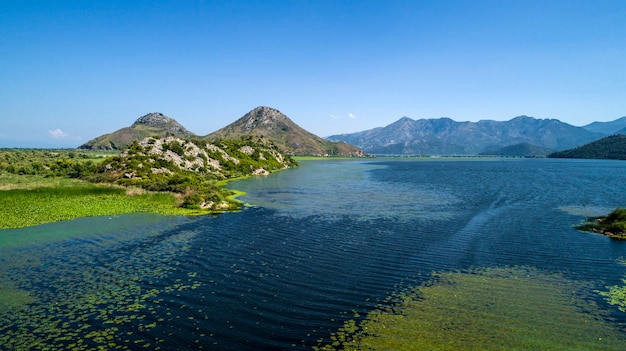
[240,106,288,131]
[133,112,174,127]
[207,106,365,156]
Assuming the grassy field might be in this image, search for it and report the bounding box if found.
[0,174,202,229]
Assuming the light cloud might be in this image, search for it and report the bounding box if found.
[348,113,356,119]
[48,128,69,138]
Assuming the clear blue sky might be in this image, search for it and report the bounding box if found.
[1,0,625,147]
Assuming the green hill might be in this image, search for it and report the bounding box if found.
[79,112,196,150]
[206,106,364,156]
[549,134,626,160]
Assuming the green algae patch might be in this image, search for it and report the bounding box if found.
[316,266,626,351]
[598,259,626,312]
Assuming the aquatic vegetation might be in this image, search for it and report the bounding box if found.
[0,222,205,350]
[315,266,626,351]
[0,179,200,229]
[598,259,626,312]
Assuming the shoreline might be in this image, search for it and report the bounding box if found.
[0,165,295,230]
[577,208,626,240]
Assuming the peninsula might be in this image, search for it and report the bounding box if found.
[577,208,626,239]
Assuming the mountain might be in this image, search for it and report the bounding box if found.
[479,143,556,157]
[549,134,626,160]
[206,106,364,156]
[582,117,626,135]
[79,112,196,150]
[327,116,604,155]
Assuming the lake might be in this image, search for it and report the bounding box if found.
[1,158,626,350]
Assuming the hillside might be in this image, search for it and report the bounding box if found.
[206,106,364,156]
[549,134,626,160]
[92,135,296,210]
[79,108,364,156]
[327,116,604,155]
[79,112,197,150]
[479,143,556,157]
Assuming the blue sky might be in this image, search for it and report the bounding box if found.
[1,0,625,147]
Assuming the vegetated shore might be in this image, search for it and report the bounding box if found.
[576,208,626,240]
[0,152,365,230]
[0,156,365,231]
[0,175,201,230]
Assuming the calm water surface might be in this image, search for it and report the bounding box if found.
[1,158,626,350]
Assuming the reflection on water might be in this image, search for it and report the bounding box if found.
[1,159,626,350]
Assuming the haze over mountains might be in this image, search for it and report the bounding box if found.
[328,115,625,156]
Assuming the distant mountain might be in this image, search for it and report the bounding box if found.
[327,116,604,155]
[582,117,626,135]
[479,143,556,157]
[79,112,196,150]
[549,134,626,160]
[206,106,364,156]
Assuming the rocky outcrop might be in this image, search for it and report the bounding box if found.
[79,113,196,150]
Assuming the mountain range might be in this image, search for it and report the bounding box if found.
[79,107,364,157]
[80,107,625,157]
[327,115,624,156]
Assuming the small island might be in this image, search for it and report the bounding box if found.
[577,208,626,240]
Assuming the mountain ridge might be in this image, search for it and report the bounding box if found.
[328,115,606,155]
[80,107,364,156]
[582,116,626,135]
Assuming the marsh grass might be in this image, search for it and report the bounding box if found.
[0,174,200,229]
[0,173,86,190]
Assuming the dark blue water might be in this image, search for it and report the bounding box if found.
[1,158,626,350]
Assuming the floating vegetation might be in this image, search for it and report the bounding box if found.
[598,259,626,312]
[315,266,626,351]
[0,219,205,351]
